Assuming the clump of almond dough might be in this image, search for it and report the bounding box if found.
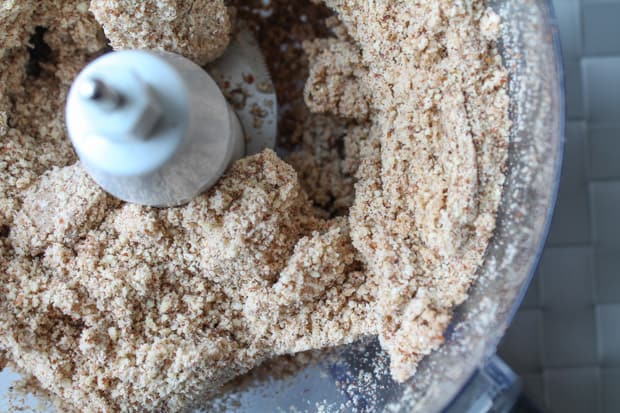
[317,0,510,379]
[2,152,375,412]
[90,0,232,65]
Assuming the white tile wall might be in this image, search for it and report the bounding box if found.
[582,4,620,55]
[499,0,620,411]
[582,0,620,4]
[600,369,620,413]
[596,304,620,365]
[521,373,547,410]
[589,126,620,179]
[595,251,620,304]
[539,247,595,310]
[545,367,600,413]
[582,57,620,122]
[590,182,620,249]
[542,309,598,368]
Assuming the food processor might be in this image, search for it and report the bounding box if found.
[0,0,564,411]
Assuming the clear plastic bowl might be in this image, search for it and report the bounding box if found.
[0,0,564,411]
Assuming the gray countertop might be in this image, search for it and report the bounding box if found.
[499,0,620,412]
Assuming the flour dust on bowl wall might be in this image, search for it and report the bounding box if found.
[0,0,562,412]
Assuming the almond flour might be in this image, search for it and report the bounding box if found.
[0,0,510,411]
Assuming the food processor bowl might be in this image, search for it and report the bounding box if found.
[203,0,565,411]
[0,0,564,411]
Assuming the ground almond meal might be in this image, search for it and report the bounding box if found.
[0,0,510,411]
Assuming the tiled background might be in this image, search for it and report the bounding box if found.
[498,0,620,412]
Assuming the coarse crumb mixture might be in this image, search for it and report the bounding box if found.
[320,0,510,379]
[0,0,510,411]
[90,0,232,66]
